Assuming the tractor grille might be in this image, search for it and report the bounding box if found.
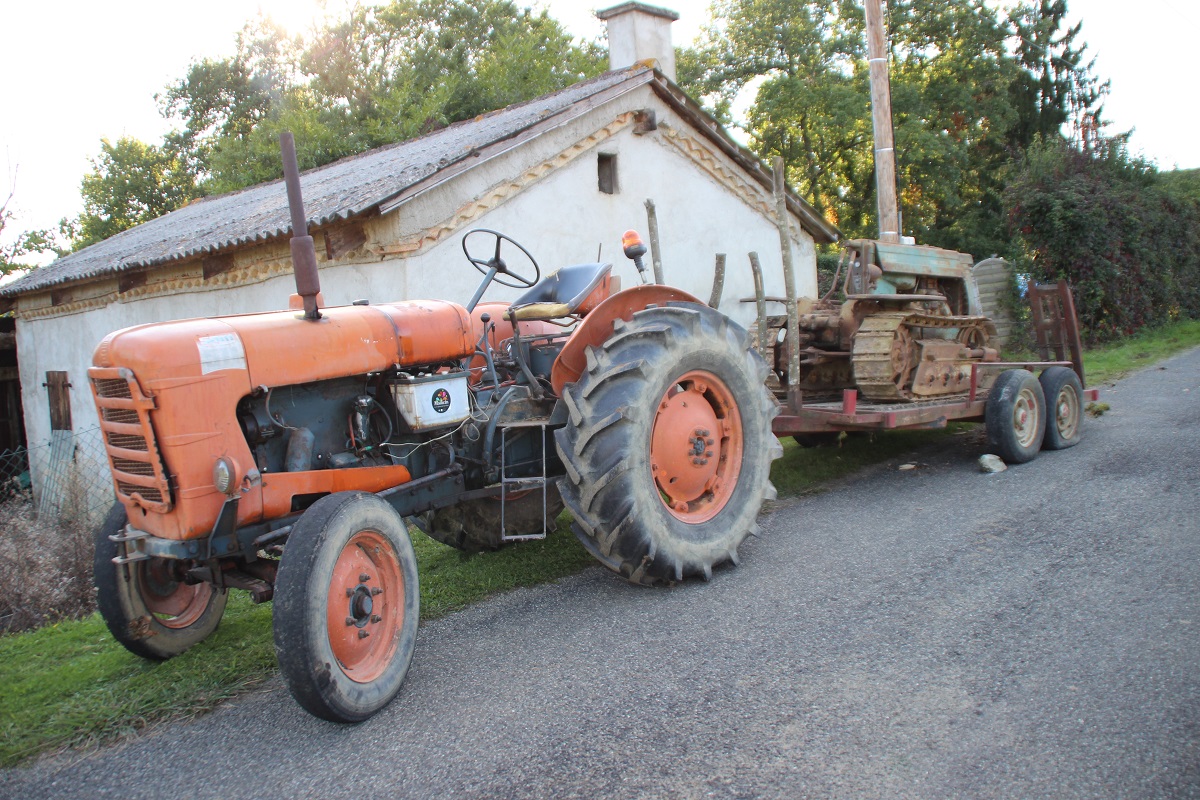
[89,368,173,512]
[102,407,140,425]
[92,378,132,399]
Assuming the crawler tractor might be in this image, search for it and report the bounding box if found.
[90,135,780,722]
[759,238,1000,403]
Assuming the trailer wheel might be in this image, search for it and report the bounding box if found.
[985,369,1046,464]
[413,489,564,552]
[93,503,227,660]
[1038,366,1083,450]
[555,303,781,586]
[273,492,419,722]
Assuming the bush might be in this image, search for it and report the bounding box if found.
[0,490,95,633]
[1005,137,1200,342]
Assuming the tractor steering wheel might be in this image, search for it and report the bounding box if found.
[462,229,541,289]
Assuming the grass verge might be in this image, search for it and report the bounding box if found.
[3,318,1197,766]
[1080,319,1200,385]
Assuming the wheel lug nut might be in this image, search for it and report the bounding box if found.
[346,588,354,597]
[706,438,714,446]
[359,573,370,583]
[705,450,713,457]
[370,587,382,596]
[345,616,356,626]
[371,614,382,623]
[358,630,370,639]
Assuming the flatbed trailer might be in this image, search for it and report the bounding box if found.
[769,281,1098,462]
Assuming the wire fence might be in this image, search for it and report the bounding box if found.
[0,427,115,633]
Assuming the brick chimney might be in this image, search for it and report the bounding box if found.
[596,2,679,82]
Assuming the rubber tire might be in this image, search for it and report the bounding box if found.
[413,489,565,552]
[93,503,227,660]
[273,492,419,723]
[1039,366,1084,450]
[985,369,1047,464]
[555,303,782,586]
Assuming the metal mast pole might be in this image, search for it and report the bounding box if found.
[864,0,901,243]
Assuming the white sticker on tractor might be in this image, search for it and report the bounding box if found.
[197,333,247,374]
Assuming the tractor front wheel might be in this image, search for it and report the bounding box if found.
[93,504,227,660]
[555,303,781,585]
[273,492,419,722]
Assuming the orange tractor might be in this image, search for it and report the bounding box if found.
[90,135,780,722]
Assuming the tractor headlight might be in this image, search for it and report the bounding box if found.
[213,458,237,495]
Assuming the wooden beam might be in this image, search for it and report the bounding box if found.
[865,0,900,243]
[119,271,147,294]
[202,254,236,280]
[324,221,368,261]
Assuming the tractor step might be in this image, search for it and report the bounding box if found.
[499,420,552,542]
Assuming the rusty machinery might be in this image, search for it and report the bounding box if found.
[90,134,780,722]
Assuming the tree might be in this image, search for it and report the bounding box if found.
[1007,0,1108,151]
[680,0,1018,254]
[0,173,68,275]
[164,0,605,194]
[75,137,199,249]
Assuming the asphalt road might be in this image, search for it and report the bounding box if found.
[4,349,1199,799]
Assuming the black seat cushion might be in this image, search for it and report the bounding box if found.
[508,262,612,320]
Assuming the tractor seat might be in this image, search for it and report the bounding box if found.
[508,262,612,321]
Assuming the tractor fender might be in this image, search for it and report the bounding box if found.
[550,285,703,396]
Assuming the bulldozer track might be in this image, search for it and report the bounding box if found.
[852,311,992,401]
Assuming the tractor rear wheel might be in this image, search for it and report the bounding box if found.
[413,489,564,552]
[555,303,781,586]
[985,369,1046,464]
[273,492,419,722]
[94,503,227,660]
[1038,366,1083,450]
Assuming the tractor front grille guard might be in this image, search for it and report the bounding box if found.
[89,367,174,512]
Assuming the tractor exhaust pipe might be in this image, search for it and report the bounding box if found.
[280,132,322,320]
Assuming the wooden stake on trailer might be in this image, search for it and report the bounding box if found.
[643,199,665,284]
[748,251,767,356]
[864,0,901,243]
[772,156,802,409]
[708,253,726,309]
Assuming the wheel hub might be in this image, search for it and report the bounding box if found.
[650,371,743,524]
[326,531,402,683]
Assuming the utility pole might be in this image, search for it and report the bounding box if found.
[864,0,901,243]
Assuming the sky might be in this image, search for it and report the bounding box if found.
[1,0,1195,252]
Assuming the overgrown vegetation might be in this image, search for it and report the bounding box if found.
[1006,138,1200,342]
[0,491,94,634]
[5,316,1198,767]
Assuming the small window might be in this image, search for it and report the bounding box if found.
[598,153,618,195]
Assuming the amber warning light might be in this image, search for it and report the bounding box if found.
[622,229,650,284]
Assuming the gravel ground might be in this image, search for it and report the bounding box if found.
[3,349,1198,799]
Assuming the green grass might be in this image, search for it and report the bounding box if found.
[1080,319,1200,385]
[3,318,1198,766]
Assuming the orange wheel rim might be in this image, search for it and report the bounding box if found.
[650,370,743,523]
[138,559,212,629]
[326,530,404,684]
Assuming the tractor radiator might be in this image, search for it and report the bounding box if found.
[88,367,174,512]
